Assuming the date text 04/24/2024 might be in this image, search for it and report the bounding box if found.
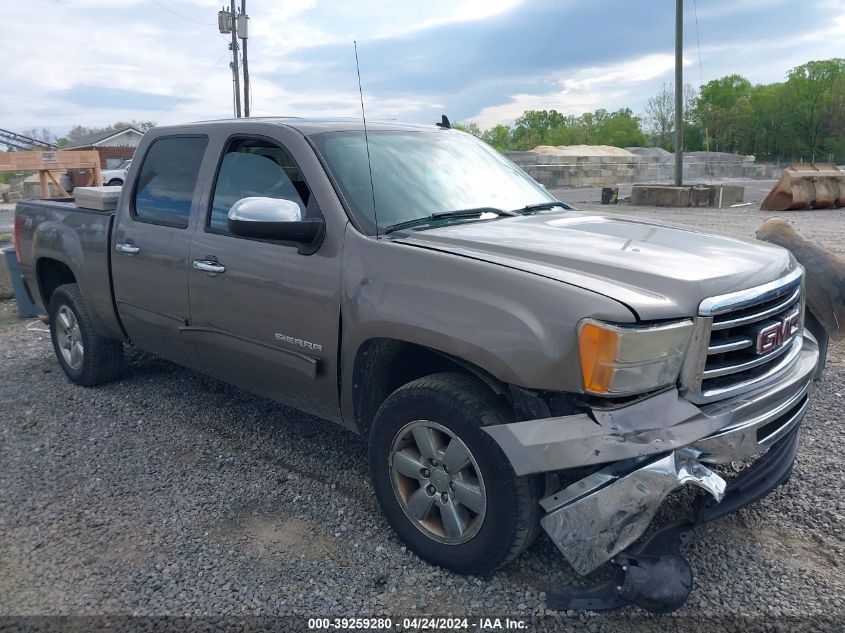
[307,617,528,630]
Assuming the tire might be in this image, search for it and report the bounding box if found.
[107,179,123,187]
[369,372,541,574]
[49,283,123,386]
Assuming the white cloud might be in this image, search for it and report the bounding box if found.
[416,0,523,30]
[2,0,841,137]
[0,0,529,133]
[693,0,788,20]
[468,54,678,128]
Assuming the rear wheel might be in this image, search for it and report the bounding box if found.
[369,372,540,574]
[49,283,123,386]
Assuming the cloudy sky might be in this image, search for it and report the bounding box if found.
[4,0,844,136]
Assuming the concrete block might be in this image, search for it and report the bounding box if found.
[710,185,744,207]
[690,186,711,207]
[631,185,690,207]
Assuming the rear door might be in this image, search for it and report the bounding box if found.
[111,134,208,368]
[186,131,343,422]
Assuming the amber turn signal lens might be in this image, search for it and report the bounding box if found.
[578,321,620,394]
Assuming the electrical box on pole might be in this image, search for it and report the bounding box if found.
[217,3,249,118]
[218,8,233,33]
[236,13,249,38]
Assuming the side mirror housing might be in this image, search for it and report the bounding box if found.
[228,197,325,254]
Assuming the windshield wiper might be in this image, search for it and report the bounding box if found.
[514,201,570,214]
[384,207,518,234]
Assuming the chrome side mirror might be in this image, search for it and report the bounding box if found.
[227,196,325,254]
[228,196,303,223]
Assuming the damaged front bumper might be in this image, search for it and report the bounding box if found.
[539,449,727,575]
[483,332,818,576]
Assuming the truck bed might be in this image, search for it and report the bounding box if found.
[14,198,124,340]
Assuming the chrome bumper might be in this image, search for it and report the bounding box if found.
[540,450,726,575]
[483,333,818,576]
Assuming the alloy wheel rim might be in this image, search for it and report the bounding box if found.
[56,305,84,371]
[389,419,486,545]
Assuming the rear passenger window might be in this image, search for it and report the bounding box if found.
[208,138,312,233]
[133,136,208,228]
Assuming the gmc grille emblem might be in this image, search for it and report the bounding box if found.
[755,310,800,355]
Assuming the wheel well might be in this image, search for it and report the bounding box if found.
[352,338,509,436]
[36,258,76,307]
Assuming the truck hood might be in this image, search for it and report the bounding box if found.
[395,212,795,320]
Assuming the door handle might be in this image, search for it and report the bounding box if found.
[115,242,140,255]
[193,259,226,274]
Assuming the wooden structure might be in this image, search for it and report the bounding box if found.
[0,150,102,197]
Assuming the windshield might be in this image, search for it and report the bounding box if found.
[117,160,131,169]
[311,129,556,235]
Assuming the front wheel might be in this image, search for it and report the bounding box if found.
[369,373,540,574]
[49,283,123,386]
[106,179,123,187]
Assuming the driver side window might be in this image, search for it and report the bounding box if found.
[208,138,312,233]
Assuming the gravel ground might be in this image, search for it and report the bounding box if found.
[1,186,844,632]
[553,179,845,258]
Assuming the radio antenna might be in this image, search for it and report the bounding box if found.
[354,40,379,237]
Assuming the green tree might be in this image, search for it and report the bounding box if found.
[682,84,704,151]
[455,57,845,163]
[784,59,845,159]
[692,74,753,153]
[480,124,513,151]
[746,83,790,158]
[452,121,482,137]
[511,110,567,149]
[590,108,647,147]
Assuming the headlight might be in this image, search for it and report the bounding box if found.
[577,319,694,396]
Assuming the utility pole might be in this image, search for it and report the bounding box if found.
[218,3,250,118]
[674,0,683,186]
[240,0,250,117]
[230,0,241,118]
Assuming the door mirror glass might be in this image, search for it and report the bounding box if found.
[227,196,324,251]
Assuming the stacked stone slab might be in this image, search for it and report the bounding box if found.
[630,184,744,207]
[507,149,780,188]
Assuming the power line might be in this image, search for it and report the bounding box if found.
[151,0,214,26]
[692,0,705,88]
[153,51,229,122]
[692,0,712,178]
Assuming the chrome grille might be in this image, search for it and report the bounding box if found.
[682,269,804,402]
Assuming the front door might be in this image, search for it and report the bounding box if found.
[186,135,342,421]
[111,134,208,368]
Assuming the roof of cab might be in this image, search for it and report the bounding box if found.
[151,117,445,136]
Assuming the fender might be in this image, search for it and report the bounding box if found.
[31,213,124,341]
[339,229,636,428]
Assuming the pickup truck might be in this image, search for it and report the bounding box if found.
[13,118,821,611]
[101,159,131,186]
